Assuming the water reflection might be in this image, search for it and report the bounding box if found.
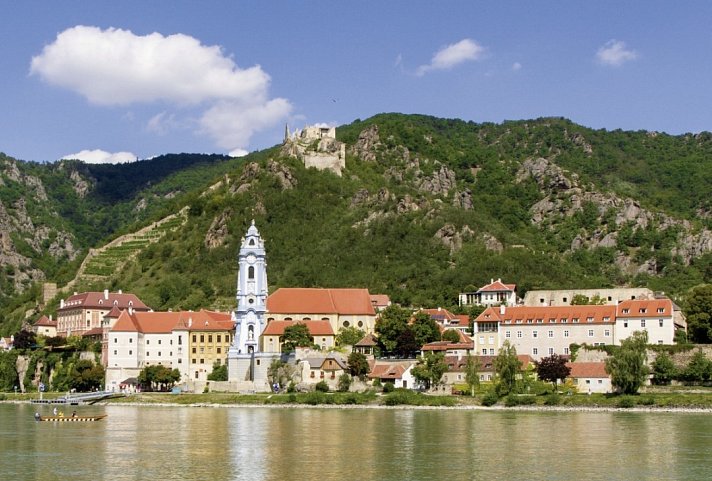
[1,404,712,481]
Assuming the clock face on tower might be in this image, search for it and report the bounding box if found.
[247,254,256,263]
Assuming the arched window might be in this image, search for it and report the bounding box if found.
[249,239,255,246]
[248,266,255,279]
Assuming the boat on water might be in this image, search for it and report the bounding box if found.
[35,413,107,422]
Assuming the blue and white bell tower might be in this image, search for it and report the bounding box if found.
[229,220,268,355]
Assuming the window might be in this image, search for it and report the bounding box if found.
[587,317,594,323]
[479,336,485,344]
[208,335,213,343]
[489,336,494,345]
[480,375,485,381]
[588,329,594,337]
[622,309,630,314]
[248,266,255,279]
[358,321,364,328]
[192,359,196,364]
[532,347,538,355]
[549,318,556,324]
[146,352,149,357]
[114,338,118,343]
[548,330,554,338]
[536,319,543,324]
[192,347,196,354]
[548,347,554,355]
[624,322,628,328]
[200,359,205,364]
[562,297,568,303]
[146,340,150,345]
[200,335,205,343]
[158,352,161,357]
[178,335,182,345]
[564,330,569,338]
[129,350,132,355]
[641,320,646,328]
[516,331,522,338]
[482,349,487,355]
[217,335,221,343]
[129,338,133,343]
[113,350,117,355]
[505,330,511,338]
[158,339,162,345]
[217,347,221,354]
[657,308,665,313]
[532,330,538,338]
[639,308,647,314]
[659,319,664,327]
[563,347,569,355]
[604,329,611,337]
[561,318,568,324]
[192,335,197,343]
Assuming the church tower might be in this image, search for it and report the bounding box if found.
[229,220,268,355]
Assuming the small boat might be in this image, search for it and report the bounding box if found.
[35,413,107,422]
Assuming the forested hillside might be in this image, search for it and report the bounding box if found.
[1,114,710,335]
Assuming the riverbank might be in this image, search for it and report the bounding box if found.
[5,390,712,412]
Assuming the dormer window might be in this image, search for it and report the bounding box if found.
[587,317,594,323]
[622,309,630,314]
[639,308,647,314]
[657,308,665,313]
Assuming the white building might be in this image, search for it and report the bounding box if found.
[459,279,517,307]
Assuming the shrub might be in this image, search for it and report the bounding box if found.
[315,380,329,393]
[382,382,395,393]
[287,381,297,393]
[383,390,418,406]
[337,373,352,392]
[504,394,536,407]
[288,393,297,403]
[303,391,328,405]
[617,396,636,408]
[639,396,655,406]
[481,389,499,406]
[372,378,381,388]
[544,393,561,406]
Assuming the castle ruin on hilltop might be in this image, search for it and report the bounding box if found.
[281,124,346,176]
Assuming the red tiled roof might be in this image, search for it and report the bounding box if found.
[368,363,407,379]
[476,305,617,325]
[421,308,458,321]
[34,315,56,327]
[59,291,150,312]
[567,362,608,378]
[267,288,376,316]
[112,310,232,334]
[82,327,103,337]
[478,279,516,293]
[370,294,391,307]
[421,341,474,351]
[355,332,378,347]
[261,320,335,337]
[104,306,123,318]
[617,299,672,318]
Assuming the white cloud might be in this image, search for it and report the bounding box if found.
[199,98,292,151]
[229,148,249,157]
[417,38,486,76]
[61,149,137,164]
[596,40,637,66]
[31,25,291,153]
[512,62,522,71]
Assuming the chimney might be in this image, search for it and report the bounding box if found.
[490,278,493,284]
[60,299,65,309]
[499,305,506,315]
[104,289,109,300]
[118,289,123,294]
[49,315,52,321]
[437,307,441,312]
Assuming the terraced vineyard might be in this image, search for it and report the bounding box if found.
[71,210,187,285]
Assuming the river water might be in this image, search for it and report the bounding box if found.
[1,403,711,480]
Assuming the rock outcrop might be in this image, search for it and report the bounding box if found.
[204,210,231,249]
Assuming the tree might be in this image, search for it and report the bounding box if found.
[375,305,411,354]
[69,360,105,392]
[207,362,228,381]
[680,350,712,384]
[685,284,712,343]
[12,330,36,350]
[410,312,441,347]
[412,352,447,390]
[347,352,369,378]
[493,341,522,396]
[338,373,352,392]
[570,294,605,305]
[464,354,481,396]
[441,329,461,343]
[535,354,571,390]
[138,365,180,391]
[395,328,419,358]
[336,326,366,347]
[605,330,649,394]
[281,323,313,352]
[651,351,677,385]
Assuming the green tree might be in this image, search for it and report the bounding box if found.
[70,360,105,392]
[464,354,481,396]
[395,328,419,358]
[651,351,677,385]
[347,352,369,378]
[535,354,571,390]
[207,362,228,381]
[569,294,604,305]
[281,323,313,352]
[605,331,649,394]
[337,373,352,392]
[441,329,461,343]
[12,330,36,350]
[412,352,447,390]
[336,326,366,347]
[685,284,712,343]
[411,312,441,347]
[138,365,180,391]
[375,305,411,354]
[680,350,712,384]
[493,341,522,396]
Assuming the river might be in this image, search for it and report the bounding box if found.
[1,403,711,480]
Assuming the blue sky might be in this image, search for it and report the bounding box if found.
[1,1,711,163]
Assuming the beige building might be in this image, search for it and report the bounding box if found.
[261,320,335,353]
[33,315,57,338]
[57,290,150,337]
[266,288,377,334]
[522,287,655,306]
[459,279,517,307]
